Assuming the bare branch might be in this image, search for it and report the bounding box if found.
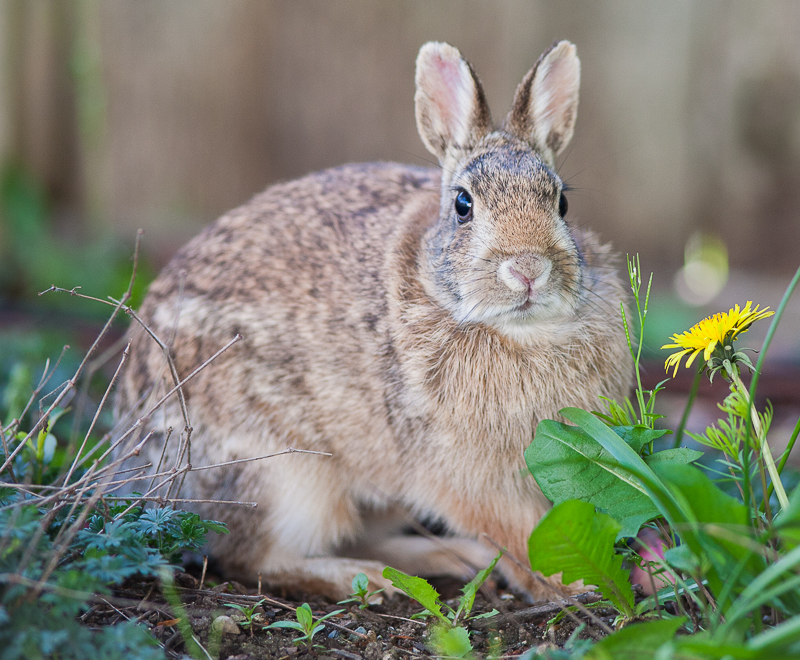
[63,341,131,485]
[189,447,332,472]
[103,495,258,507]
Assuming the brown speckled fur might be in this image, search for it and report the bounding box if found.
[114,41,632,600]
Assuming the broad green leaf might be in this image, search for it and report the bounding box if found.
[430,625,472,658]
[528,500,634,616]
[457,551,502,621]
[383,567,448,624]
[559,409,697,551]
[352,572,369,593]
[526,420,659,538]
[649,462,749,537]
[295,603,313,629]
[585,617,685,659]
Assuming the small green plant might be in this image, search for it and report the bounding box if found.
[601,253,667,433]
[264,603,345,651]
[224,597,266,635]
[0,490,229,660]
[383,552,501,658]
[337,572,385,609]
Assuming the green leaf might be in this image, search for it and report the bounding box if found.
[585,617,685,659]
[613,426,669,453]
[315,608,345,624]
[382,567,448,624]
[664,543,708,575]
[295,603,313,630]
[471,608,499,620]
[430,625,473,658]
[352,572,369,594]
[644,448,704,467]
[265,620,305,632]
[526,420,660,538]
[457,551,502,621]
[528,500,634,617]
[558,408,692,543]
[41,433,57,465]
[201,520,229,535]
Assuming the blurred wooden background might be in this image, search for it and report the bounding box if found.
[2,0,800,274]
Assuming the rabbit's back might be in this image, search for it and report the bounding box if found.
[117,162,440,475]
[148,162,437,318]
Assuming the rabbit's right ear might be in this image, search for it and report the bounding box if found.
[415,42,492,163]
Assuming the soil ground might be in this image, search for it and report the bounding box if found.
[88,570,625,659]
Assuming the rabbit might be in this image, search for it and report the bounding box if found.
[114,40,633,601]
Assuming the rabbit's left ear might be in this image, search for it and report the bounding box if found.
[415,42,492,163]
[505,41,580,166]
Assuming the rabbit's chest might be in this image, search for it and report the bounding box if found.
[394,326,595,449]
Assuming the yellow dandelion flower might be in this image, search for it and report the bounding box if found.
[661,301,773,377]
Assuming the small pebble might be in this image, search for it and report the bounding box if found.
[211,615,241,636]
[349,625,368,642]
[328,629,340,639]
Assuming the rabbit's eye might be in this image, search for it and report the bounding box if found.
[454,190,473,223]
[559,191,568,218]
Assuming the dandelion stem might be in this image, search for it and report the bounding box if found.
[743,265,800,514]
[732,370,788,511]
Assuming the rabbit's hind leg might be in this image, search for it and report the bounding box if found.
[261,556,395,601]
[356,534,500,580]
[212,455,396,600]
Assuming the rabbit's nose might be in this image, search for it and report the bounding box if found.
[497,256,550,295]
